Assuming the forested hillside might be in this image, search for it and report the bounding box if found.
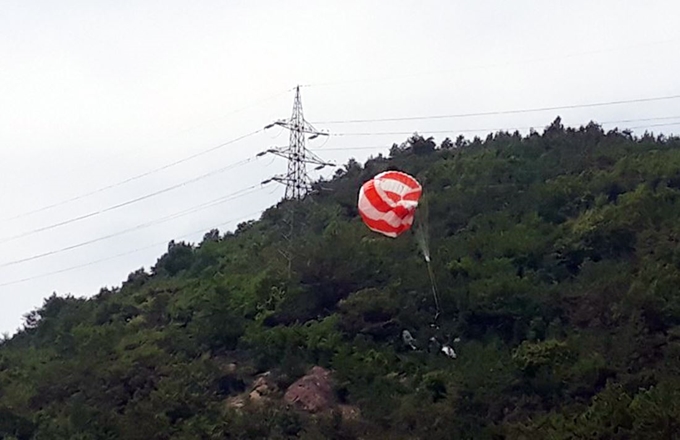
[2,118,680,439]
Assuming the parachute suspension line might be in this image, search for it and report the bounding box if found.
[426,258,441,321]
[414,194,440,320]
[414,194,431,262]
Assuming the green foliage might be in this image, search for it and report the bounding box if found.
[2,122,680,438]
[513,339,574,376]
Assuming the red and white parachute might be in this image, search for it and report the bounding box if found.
[357,170,422,238]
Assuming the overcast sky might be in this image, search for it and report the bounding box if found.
[1,1,679,335]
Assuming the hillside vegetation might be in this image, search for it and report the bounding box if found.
[2,118,680,439]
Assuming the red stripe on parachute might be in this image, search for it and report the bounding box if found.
[357,171,422,238]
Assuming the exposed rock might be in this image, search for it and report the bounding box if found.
[226,371,278,408]
[248,389,264,402]
[227,367,364,423]
[283,366,335,413]
[252,373,272,392]
[248,372,276,403]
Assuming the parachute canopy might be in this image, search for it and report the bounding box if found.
[357,170,422,238]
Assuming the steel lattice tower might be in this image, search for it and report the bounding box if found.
[260,86,332,199]
[259,85,333,277]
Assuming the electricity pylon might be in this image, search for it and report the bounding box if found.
[259,86,333,276]
[259,85,333,199]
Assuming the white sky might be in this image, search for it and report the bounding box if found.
[1,1,679,335]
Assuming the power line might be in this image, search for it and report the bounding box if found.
[313,94,680,125]
[0,210,266,289]
[0,156,258,245]
[628,121,680,131]
[585,115,680,125]
[0,129,264,223]
[2,87,296,224]
[0,183,270,269]
[308,117,680,152]
[326,116,680,137]
[62,89,293,177]
[311,145,387,151]
[5,92,674,228]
